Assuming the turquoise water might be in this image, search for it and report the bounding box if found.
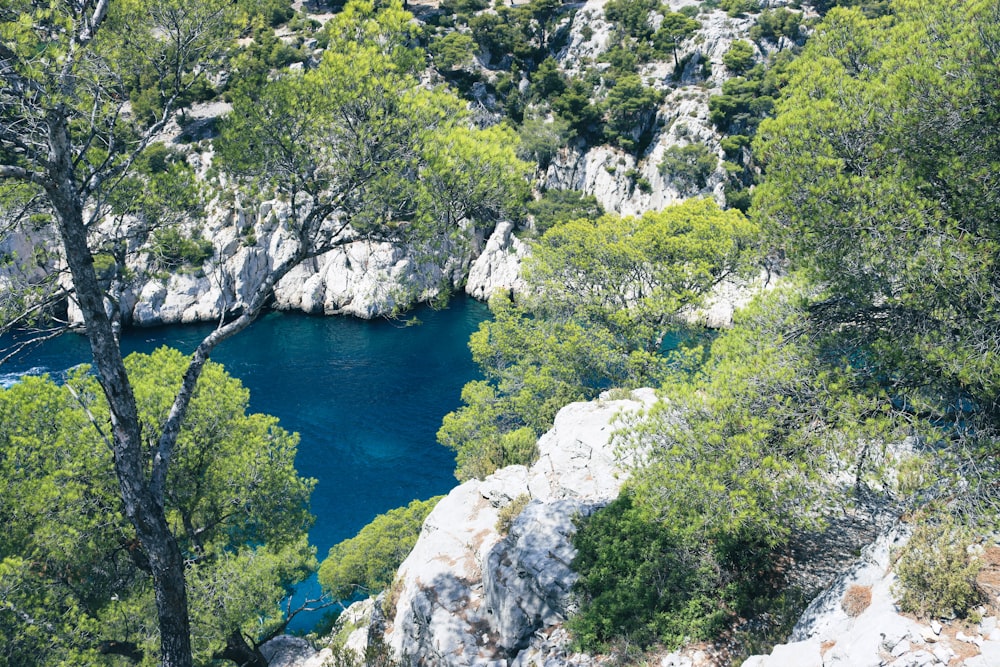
[1,297,489,631]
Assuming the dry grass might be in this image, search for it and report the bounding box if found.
[842,584,873,617]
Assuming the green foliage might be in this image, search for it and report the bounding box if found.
[602,75,663,151]
[569,493,729,650]
[318,497,442,600]
[720,134,751,158]
[219,0,531,257]
[467,1,555,69]
[107,143,205,235]
[530,57,567,100]
[237,0,296,27]
[439,0,489,16]
[653,12,701,67]
[720,0,758,17]
[894,511,983,619]
[517,116,573,170]
[749,8,803,46]
[571,286,913,652]
[440,200,757,480]
[659,143,718,195]
[604,0,659,39]
[0,349,315,665]
[496,493,532,536]
[708,66,777,135]
[551,78,603,140]
[148,227,214,271]
[110,0,236,127]
[752,2,1000,497]
[429,31,476,70]
[723,39,756,74]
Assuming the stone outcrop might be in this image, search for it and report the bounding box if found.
[382,388,658,666]
[465,221,528,302]
[742,526,1000,667]
[57,198,490,327]
[260,635,331,667]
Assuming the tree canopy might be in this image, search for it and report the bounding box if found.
[318,497,441,602]
[0,348,315,666]
[439,199,757,481]
[753,0,1000,472]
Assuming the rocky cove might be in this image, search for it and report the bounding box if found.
[264,390,1000,667]
[4,0,999,663]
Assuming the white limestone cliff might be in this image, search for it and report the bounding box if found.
[465,221,528,302]
[381,388,659,666]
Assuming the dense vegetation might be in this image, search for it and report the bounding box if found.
[438,199,756,481]
[0,349,315,665]
[4,0,998,664]
[566,0,1000,657]
[1,0,525,664]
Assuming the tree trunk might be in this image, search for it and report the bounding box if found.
[44,109,194,667]
[213,631,269,667]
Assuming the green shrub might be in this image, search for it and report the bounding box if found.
[429,31,476,70]
[749,8,802,44]
[604,0,659,39]
[440,0,489,16]
[894,512,983,618]
[318,497,442,600]
[149,228,214,270]
[92,253,117,281]
[496,493,531,535]
[527,189,604,235]
[720,0,758,17]
[602,75,663,151]
[723,40,756,75]
[517,116,573,170]
[569,493,729,650]
[659,143,718,195]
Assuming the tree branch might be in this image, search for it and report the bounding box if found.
[0,164,48,187]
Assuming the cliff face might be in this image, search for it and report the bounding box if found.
[548,0,757,218]
[1,0,775,327]
[381,388,657,666]
[30,198,525,327]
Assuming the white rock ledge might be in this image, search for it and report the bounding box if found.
[385,388,659,666]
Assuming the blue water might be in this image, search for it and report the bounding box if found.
[0,297,489,631]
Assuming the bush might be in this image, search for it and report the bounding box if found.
[723,40,756,75]
[602,75,663,151]
[842,585,872,617]
[720,0,758,17]
[894,512,983,618]
[604,0,659,39]
[527,189,604,235]
[749,8,802,45]
[659,143,718,195]
[429,31,476,70]
[517,116,573,170]
[318,497,442,600]
[496,493,531,535]
[148,227,214,270]
[569,493,729,650]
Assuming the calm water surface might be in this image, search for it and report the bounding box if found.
[1,297,489,631]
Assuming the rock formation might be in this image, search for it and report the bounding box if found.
[742,527,1000,667]
[377,388,658,666]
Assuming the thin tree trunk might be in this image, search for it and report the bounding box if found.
[44,108,194,667]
